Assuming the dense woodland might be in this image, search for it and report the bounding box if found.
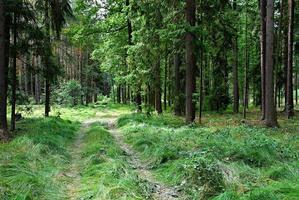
[0,0,299,136]
[0,0,299,199]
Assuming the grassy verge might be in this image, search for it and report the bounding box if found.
[0,117,80,199]
[77,124,151,199]
[118,113,299,200]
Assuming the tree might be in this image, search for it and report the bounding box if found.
[185,0,196,123]
[260,0,267,120]
[36,0,72,117]
[286,0,295,118]
[232,0,239,114]
[0,0,8,137]
[265,0,278,127]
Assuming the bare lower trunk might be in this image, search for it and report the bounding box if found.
[260,0,267,120]
[0,2,8,135]
[45,80,50,117]
[185,0,197,123]
[286,0,294,118]
[11,13,17,131]
[232,0,239,114]
[265,0,278,127]
[174,53,182,116]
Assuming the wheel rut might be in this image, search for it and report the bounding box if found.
[100,117,181,200]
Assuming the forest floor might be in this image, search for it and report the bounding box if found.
[1,103,299,200]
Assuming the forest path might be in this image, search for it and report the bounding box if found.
[65,119,98,200]
[98,115,181,200]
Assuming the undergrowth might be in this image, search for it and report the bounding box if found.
[78,124,151,199]
[118,113,299,200]
[0,117,79,200]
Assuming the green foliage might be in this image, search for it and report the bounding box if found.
[54,80,83,106]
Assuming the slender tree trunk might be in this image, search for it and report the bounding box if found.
[286,0,294,118]
[265,0,278,127]
[174,53,182,116]
[199,45,204,123]
[35,72,40,104]
[0,1,8,136]
[24,56,29,96]
[243,3,248,119]
[44,0,51,117]
[283,0,288,110]
[11,13,17,131]
[296,63,298,105]
[185,0,197,123]
[117,86,121,103]
[136,85,142,112]
[233,0,239,114]
[260,0,267,120]
[154,9,163,114]
[164,48,168,111]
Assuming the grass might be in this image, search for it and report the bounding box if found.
[0,117,80,200]
[2,102,299,199]
[117,112,299,200]
[77,124,151,199]
[1,103,145,200]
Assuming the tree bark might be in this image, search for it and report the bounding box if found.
[174,53,182,116]
[11,13,17,131]
[185,0,197,123]
[260,0,267,120]
[44,0,51,117]
[232,0,239,114]
[265,0,278,127]
[154,9,162,114]
[0,1,8,136]
[243,2,249,119]
[286,0,294,118]
[164,48,168,111]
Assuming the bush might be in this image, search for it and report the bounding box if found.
[183,158,225,199]
[54,80,83,106]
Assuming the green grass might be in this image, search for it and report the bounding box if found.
[77,124,151,200]
[118,112,299,200]
[0,117,80,200]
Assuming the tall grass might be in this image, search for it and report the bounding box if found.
[78,124,151,199]
[0,117,80,200]
[118,113,299,200]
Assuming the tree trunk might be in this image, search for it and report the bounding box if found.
[117,86,121,103]
[185,0,197,123]
[243,2,248,119]
[260,0,267,120]
[0,1,8,136]
[174,53,182,116]
[283,0,288,110]
[136,85,142,112]
[44,1,51,117]
[265,0,278,127]
[232,0,239,114]
[164,48,168,111]
[286,0,294,118]
[199,45,204,123]
[11,13,17,131]
[154,9,162,114]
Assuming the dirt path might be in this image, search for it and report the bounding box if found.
[65,119,98,200]
[100,117,181,200]
[65,114,181,200]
